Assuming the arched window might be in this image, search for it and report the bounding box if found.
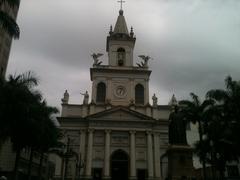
[96,82,106,103]
[117,48,125,66]
[135,84,144,105]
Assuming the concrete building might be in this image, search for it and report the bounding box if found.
[0,2,19,77]
[0,140,55,180]
[56,9,172,180]
[55,6,240,180]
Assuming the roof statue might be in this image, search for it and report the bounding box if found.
[137,55,152,68]
[61,90,69,104]
[168,105,187,145]
[91,53,103,67]
[80,91,89,105]
[152,93,158,107]
[168,94,178,106]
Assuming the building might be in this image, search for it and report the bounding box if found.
[56,8,173,180]
[0,2,19,77]
[0,140,55,180]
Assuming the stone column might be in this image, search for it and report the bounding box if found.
[130,130,136,179]
[106,78,112,103]
[79,130,86,176]
[130,78,134,102]
[91,80,96,103]
[147,131,154,179]
[145,78,150,105]
[154,133,161,179]
[104,130,111,179]
[85,129,94,178]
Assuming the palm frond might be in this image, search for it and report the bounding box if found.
[206,89,228,102]
[190,92,200,106]
[179,100,195,108]
[200,99,215,111]
[19,71,39,87]
[0,10,20,39]
[225,76,233,90]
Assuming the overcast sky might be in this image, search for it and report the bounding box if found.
[6,0,240,110]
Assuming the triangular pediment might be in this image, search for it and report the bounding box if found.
[86,106,154,121]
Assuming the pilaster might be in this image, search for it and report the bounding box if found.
[79,130,86,176]
[147,131,154,179]
[85,129,94,178]
[104,129,111,179]
[130,130,136,179]
[154,132,161,179]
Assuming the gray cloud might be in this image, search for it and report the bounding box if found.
[7,0,240,109]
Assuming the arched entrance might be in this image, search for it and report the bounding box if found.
[111,150,129,180]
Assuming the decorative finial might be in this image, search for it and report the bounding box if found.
[61,90,69,104]
[109,25,113,35]
[117,0,125,10]
[130,26,134,37]
[119,9,123,15]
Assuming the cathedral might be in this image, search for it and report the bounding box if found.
[55,7,177,180]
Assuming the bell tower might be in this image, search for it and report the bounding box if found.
[106,9,136,67]
[90,8,151,106]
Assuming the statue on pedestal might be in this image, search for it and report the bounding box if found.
[80,91,89,105]
[61,90,69,104]
[152,93,158,107]
[169,105,187,145]
[91,53,103,66]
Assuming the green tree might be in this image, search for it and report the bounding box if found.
[0,0,20,38]
[0,72,41,179]
[26,100,59,180]
[179,93,214,180]
[205,76,240,178]
[0,72,59,180]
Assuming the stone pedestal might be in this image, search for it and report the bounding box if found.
[168,145,195,180]
[102,176,111,180]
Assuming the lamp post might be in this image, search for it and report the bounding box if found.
[75,154,84,180]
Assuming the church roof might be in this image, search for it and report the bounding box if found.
[113,10,129,35]
[85,106,155,121]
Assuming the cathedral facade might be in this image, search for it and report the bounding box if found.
[56,9,173,180]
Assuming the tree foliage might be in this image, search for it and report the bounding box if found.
[0,72,60,179]
[203,76,240,176]
[179,93,214,180]
[179,76,240,178]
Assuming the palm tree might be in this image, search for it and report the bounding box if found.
[179,93,214,180]
[206,76,240,178]
[28,101,59,180]
[0,72,58,180]
[0,72,40,142]
[0,72,42,180]
[207,76,240,151]
[0,72,42,178]
[0,0,20,38]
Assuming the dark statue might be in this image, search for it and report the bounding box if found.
[169,106,187,145]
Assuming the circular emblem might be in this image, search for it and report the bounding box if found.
[115,86,127,98]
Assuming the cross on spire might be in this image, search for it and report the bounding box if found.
[117,0,125,10]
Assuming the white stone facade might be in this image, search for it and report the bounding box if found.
[57,10,171,180]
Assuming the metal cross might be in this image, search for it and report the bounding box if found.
[117,0,125,10]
